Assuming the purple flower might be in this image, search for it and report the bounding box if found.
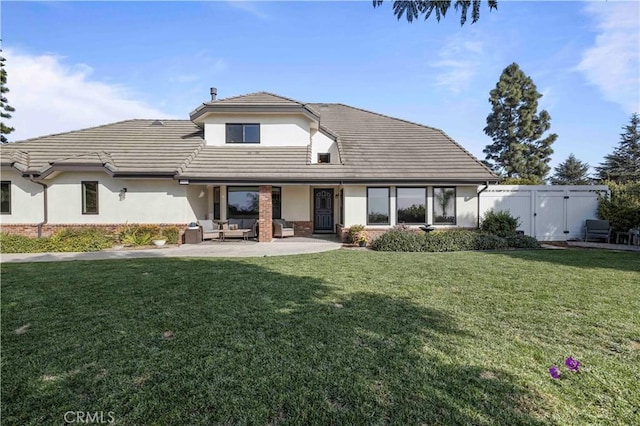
[549,365,561,379]
[565,357,581,372]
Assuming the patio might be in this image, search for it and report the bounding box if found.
[0,236,343,264]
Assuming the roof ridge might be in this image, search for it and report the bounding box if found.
[177,140,206,175]
[330,103,495,176]
[216,91,305,106]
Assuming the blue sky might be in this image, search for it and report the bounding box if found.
[3,1,639,176]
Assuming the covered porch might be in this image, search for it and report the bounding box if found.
[187,184,342,242]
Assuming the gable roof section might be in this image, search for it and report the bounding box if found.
[190,91,320,123]
[1,120,204,178]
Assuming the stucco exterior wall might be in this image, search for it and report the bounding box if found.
[455,186,478,228]
[310,131,340,164]
[5,172,205,225]
[282,186,310,221]
[203,114,311,147]
[344,185,367,227]
[0,170,45,224]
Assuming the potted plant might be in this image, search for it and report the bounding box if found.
[152,232,166,247]
[355,230,368,247]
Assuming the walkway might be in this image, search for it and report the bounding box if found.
[566,241,640,252]
[0,236,343,264]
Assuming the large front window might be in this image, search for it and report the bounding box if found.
[82,181,99,214]
[433,187,456,224]
[226,123,260,143]
[397,187,426,224]
[367,187,389,225]
[1,181,10,214]
[227,186,281,219]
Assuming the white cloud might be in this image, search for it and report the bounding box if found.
[3,49,174,141]
[577,1,640,113]
[226,1,271,20]
[430,35,484,94]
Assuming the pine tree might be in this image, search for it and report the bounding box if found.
[1,48,16,144]
[483,63,557,181]
[550,154,591,185]
[596,113,640,183]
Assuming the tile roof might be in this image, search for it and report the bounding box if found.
[1,93,496,183]
[1,120,204,176]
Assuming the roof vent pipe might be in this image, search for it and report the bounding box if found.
[210,87,217,101]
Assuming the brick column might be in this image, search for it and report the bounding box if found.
[258,185,272,242]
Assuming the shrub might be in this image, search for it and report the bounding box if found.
[119,224,160,246]
[48,228,115,252]
[346,224,365,244]
[161,226,180,244]
[371,227,422,252]
[504,234,540,249]
[0,233,51,253]
[480,210,520,237]
[474,233,509,250]
[421,230,477,252]
[597,181,640,232]
[372,228,539,252]
[0,228,115,253]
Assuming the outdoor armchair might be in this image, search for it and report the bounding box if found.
[198,219,221,241]
[273,219,295,238]
[584,219,612,243]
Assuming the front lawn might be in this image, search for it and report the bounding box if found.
[1,249,639,424]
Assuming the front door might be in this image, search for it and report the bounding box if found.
[314,188,334,232]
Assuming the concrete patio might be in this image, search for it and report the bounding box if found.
[0,236,343,264]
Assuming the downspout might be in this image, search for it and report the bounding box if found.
[29,175,48,238]
[477,181,490,229]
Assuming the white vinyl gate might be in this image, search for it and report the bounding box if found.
[479,185,609,241]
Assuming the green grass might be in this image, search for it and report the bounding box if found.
[2,249,639,425]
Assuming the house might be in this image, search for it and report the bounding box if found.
[0,90,497,242]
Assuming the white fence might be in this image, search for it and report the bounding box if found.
[479,185,609,241]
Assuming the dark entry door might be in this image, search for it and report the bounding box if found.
[314,189,334,232]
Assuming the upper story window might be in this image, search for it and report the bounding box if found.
[317,153,331,164]
[82,181,99,215]
[226,123,260,144]
[1,181,11,214]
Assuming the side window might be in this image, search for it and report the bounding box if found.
[82,181,99,214]
[1,181,10,214]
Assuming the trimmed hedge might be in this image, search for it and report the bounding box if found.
[371,229,539,252]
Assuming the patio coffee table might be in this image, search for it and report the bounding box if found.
[219,229,251,242]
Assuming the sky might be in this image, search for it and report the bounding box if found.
[2,1,639,176]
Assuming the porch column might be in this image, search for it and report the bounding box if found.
[258,185,272,242]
